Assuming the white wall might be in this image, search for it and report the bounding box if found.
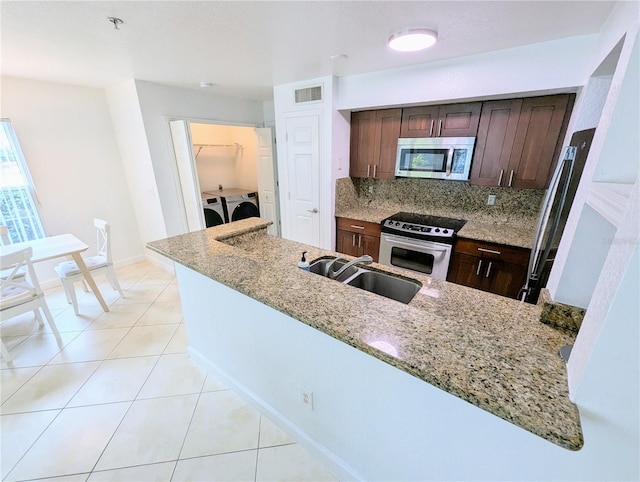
[190,123,259,193]
[1,76,143,283]
[133,81,264,237]
[337,35,598,110]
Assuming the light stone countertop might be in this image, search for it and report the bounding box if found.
[147,218,582,451]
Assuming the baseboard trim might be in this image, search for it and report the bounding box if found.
[188,346,362,481]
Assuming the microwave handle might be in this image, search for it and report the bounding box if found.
[445,147,454,176]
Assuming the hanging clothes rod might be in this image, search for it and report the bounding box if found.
[193,143,243,159]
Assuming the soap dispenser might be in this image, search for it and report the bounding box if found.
[298,251,310,271]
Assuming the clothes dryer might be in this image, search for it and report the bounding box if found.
[218,188,259,222]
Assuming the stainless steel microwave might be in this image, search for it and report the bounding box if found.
[395,137,476,180]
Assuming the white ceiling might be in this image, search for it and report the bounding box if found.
[1,1,615,101]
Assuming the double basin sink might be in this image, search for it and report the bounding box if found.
[308,257,422,304]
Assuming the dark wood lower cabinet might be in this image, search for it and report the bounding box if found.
[335,217,381,262]
[447,238,529,299]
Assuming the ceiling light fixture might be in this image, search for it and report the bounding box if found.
[107,17,124,30]
[199,82,217,88]
[388,28,438,52]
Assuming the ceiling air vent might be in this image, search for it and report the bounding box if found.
[294,85,322,104]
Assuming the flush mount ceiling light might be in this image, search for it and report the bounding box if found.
[199,82,217,88]
[388,28,438,52]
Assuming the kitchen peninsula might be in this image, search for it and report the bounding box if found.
[147,218,583,481]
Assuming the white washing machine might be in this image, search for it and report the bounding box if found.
[218,188,260,222]
[201,193,228,227]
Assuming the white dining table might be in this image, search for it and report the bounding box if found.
[0,234,109,312]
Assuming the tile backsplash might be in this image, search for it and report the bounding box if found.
[336,177,544,228]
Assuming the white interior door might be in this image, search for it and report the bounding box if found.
[169,120,203,233]
[284,114,320,246]
[255,128,280,236]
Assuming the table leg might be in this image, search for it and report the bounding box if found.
[70,252,110,312]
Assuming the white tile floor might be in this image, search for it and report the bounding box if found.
[1,261,339,482]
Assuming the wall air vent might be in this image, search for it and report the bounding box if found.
[294,85,323,104]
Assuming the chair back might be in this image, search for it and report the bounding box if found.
[0,247,41,298]
[94,218,113,263]
[0,225,11,245]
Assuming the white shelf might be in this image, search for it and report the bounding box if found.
[586,182,635,228]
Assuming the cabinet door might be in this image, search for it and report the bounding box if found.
[447,252,483,289]
[508,95,572,189]
[373,109,401,179]
[470,99,522,186]
[437,102,482,137]
[349,111,376,178]
[336,229,360,257]
[400,106,440,137]
[360,234,381,262]
[480,259,528,299]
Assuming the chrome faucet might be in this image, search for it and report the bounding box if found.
[324,255,373,279]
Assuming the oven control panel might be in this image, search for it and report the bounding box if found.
[382,220,453,238]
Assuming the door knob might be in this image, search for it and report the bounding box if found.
[307,208,318,213]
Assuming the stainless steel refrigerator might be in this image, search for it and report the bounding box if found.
[519,128,595,303]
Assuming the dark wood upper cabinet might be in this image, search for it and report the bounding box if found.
[508,95,573,189]
[470,94,574,189]
[400,102,481,138]
[350,109,401,179]
[470,99,523,187]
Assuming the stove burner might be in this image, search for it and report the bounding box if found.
[381,212,466,243]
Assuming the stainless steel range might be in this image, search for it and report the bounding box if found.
[379,212,466,279]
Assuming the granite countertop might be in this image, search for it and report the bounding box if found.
[147,218,582,451]
[335,206,536,249]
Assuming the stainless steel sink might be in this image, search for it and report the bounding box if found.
[308,257,422,304]
[308,258,359,282]
[347,271,421,304]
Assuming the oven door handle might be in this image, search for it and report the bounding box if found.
[383,236,449,255]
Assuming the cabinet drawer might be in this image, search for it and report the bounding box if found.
[454,238,529,265]
[336,217,381,237]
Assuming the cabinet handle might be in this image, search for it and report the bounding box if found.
[367,165,371,177]
[352,234,356,247]
[350,224,365,230]
[438,119,443,137]
[358,235,362,248]
[485,261,493,278]
[373,164,377,178]
[498,169,504,186]
[477,247,502,255]
[476,259,483,276]
[429,120,434,137]
[508,170,514,187]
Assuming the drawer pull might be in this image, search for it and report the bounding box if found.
[476,259,483,276]
[350,225,365,230]
[485,261,493,278]
[478,247,501,255]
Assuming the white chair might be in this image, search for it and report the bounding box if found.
[1,247,62,361]
[0,225,26,282]
[54,218,124,315]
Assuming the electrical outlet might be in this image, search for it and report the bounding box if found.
[368,185,374,193]
[299,385,313,410]
[487,194,496,206]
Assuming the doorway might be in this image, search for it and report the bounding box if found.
[170,120,280,237]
